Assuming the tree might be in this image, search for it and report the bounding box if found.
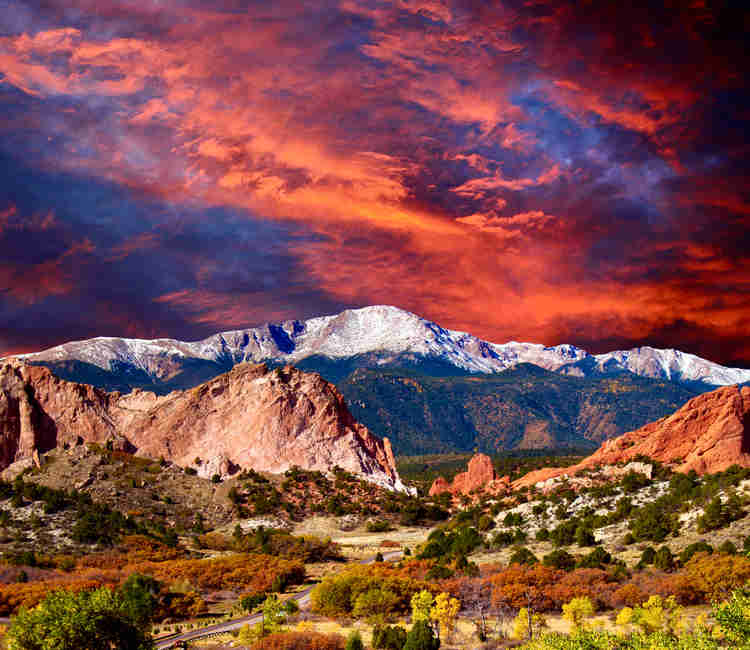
[345,631,364,650]
[630,595,683,635]
[543,549,575,571]
[714,587,750,646]
[430,592,460,641]
[372,624,407,650]
[562,596,595,631]
[118,573,160,629]
[653,546,675,571]
[6,587,153,650]
[411,590,434,623]
[261,594,288,634]
[403,620,440,650]
[511,607,545,641]
[509,547,538,566]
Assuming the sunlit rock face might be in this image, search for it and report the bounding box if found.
[514,385,750,489]
[0,359,410,493]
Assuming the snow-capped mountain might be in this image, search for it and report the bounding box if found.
[9,305,750,389]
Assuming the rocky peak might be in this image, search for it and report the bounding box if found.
[513,384,750,489]
[429,453,509,497]
[0,360,411,493]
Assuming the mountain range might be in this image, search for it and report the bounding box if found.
[11,305,750,390]
[8,305,750,454]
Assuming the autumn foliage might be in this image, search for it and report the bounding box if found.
[249,630,345,649]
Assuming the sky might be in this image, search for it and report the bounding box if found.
[0,1,748,366]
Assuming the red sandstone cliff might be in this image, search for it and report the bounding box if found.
[514,385,750,489]
[0,359,409,491]
[429,453,509,496]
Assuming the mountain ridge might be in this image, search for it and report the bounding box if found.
[8,305,750,392]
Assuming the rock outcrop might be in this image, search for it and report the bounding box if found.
[514,385,750,489]
[0,359,410,492]
[429,453,509,496]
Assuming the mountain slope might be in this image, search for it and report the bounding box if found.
[11,305,750,392]
[514,384,750,488]
[335,364,700,454]
[0,359,408,492]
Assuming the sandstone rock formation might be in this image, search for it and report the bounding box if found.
[514,385,750,489]
[429,453,509,496]
[0,359,410,492]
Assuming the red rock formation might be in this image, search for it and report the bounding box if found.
[514,385,750,489]
[0,359,409,491]
[429,453,509,496]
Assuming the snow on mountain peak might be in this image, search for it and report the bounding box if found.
[10,304,750,388]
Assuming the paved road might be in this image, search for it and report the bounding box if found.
[154,550,402,649]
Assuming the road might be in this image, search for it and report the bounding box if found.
[154,550,402,649]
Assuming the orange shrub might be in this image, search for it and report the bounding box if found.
[490,564,561,612]
[547,568,618,609]
[250,631,345,649]
[673,552,750,603]
[126,553,305,593]
[0,579,103,616]
[610,583,647,608]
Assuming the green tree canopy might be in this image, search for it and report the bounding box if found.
[6,587,153,650]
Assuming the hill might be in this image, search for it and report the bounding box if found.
[335,364,700,454]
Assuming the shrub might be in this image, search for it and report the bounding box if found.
[628,501,679,542]
[249,631,345,649]
[678,541,712,565]
[510,547,538,566]
[639,546,656,567]
[621,470,651,493]
[697,494,744,533]
[403,620,439,650]
[543,549,575,571]
[372,624,408,650]
[575,547,611,570]
[345,631,364,650]
[311,565,427,619]
[561,596,595,631]
[6,587,153,649]
[367,520,393,533]
[653,546,675,572]
[718,540,737,555]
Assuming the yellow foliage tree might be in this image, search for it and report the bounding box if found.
[411,590,434,623]
[430,592,460,640]
[615,606,634,632]
[511,607,546,640]
[562,596,595,631]
[631,595,683,635]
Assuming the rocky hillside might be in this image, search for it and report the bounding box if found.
[337,365,699,453]
[0,360,408,492]
[514,384,750,488]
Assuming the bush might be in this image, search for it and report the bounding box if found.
[576,547,611,570]
[679,541,712,565]
[653,546,674,571]
[628,501,679,542]
[403,620,440,650]
[639,546,656,566]
[249,631,345,649]
[6,587,153,649]
[543,549,575,571]
[367,520,393,533]
[372,624,408,649]
[718,540,737,555]
[509,547,538,566]
[345,631,364,650]
[697,494,744,533]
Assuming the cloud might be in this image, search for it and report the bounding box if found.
[0,0,747,366]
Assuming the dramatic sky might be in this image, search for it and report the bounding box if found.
[1,1,748,365]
